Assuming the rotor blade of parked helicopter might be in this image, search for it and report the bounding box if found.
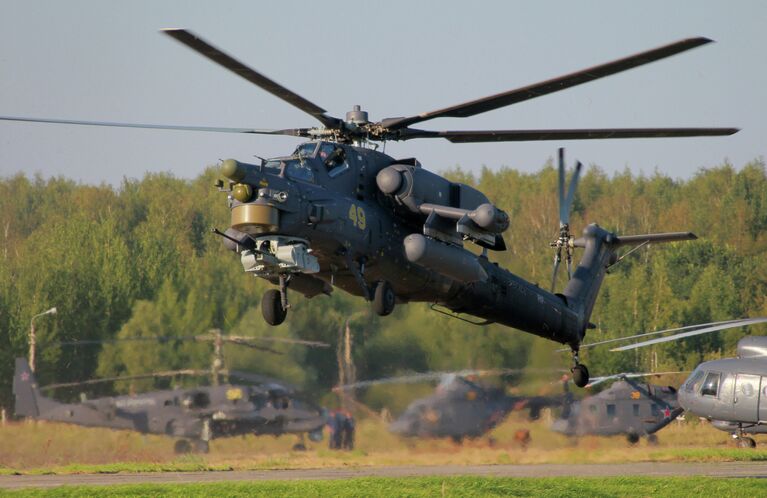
[162,29,342,129]
[0,115,309,136]
[611,317,767,352]
[41,369,209,390]
[222,335,330,348]
[397,127,739,143]
[562,318,749,352]
[334,368,559,391]
[585,371,685,388]
[380,37,714,130]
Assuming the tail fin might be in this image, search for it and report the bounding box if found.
[564,226,697,334]
[13,358,41,417]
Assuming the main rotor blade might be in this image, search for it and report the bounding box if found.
[611,317,767,352]
[586,371,684,388]
[162,29,341,129]
[562,161,583,225]
[398,127,739,143]
[0,115,308,136]
[381,37,715,130]
[550,252,562,293]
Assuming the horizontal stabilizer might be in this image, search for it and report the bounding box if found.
[615,232,697,246]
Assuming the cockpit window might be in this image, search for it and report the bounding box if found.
[294,142,317,158]
[264,160,283,173]
[285,160,315,183]
[318,143,349,178]
[684,369,705,393]
[701,372,721,397]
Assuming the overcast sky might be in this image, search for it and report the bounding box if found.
[0,1,763,185]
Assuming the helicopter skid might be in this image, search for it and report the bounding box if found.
[241,236,319,278]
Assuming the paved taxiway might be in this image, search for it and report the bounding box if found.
[2,462,767,489]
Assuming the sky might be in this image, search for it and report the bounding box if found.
[0,1,764,185]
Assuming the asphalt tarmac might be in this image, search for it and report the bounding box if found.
[1,462,766,489]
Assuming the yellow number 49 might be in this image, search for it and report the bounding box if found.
[348,204,366,230]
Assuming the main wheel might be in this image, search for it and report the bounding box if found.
[572,364,589,388]
[174,439,192,454]
[292,442,307,452]
[626,433,640,445]
[193,439,210,454]
[262,289,287,326]
[737,437,757,448]
[373,280,395,316]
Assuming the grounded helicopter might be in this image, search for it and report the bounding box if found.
[0,30,739,388]
[551,372,683,445]
[612,317,767,448]
[13,330,330,453]
[336,369,569,443]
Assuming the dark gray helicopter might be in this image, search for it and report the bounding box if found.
[550,372,683,445]
[12,331,330,453]
[0,30,738,388]
[337,369,569,443]
[612,317,767,448]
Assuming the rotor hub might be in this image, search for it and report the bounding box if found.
[345,105,369,125]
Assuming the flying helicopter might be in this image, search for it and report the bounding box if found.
[336,369,569,443]
[12,330,331,454]
[0,30,739,388]
[610,317,767,448]
[551,372,683,445]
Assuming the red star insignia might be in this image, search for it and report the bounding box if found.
[20,372,29,381]
[663,407,671,418]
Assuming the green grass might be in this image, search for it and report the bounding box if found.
[2,477,767,497]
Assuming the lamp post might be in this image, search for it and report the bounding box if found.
[29,307,57,372]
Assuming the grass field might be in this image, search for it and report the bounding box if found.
[2,477,767,497]
[1,412,765,475]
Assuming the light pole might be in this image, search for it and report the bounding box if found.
[29,307,57,372]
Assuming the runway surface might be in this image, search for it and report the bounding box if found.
[2,462,767,489]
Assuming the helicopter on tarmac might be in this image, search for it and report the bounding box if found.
[13,330,330,453]
[550,372,684,445]
[610,317,767,448]
[0,30,738,388]
[336,369,570,443]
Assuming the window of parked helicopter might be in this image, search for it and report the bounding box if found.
[684,369,705,393]
[701,372,721,397]
[606,404,616,417]
[285,160,315,183]
[632,404,640,417]
[249,393,265,409]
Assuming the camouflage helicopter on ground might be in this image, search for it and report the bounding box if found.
[336,369,570,444]
[0,30,738,388]
[550,372,684,445]
[13,330,330,453]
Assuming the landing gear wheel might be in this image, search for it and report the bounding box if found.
[571,364,589,388]
[262,289,287,326]
[292,442,307,451]
[647,434,659,446]
[193,439,210,454]
[174,439,192,454]
[737,437,757,448]
[373,280,395,316]
[626,433,640,445]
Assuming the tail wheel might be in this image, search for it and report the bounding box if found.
[571,364,589,388]
[262,289,287,326]
[373,280,395,316]
[647,434,659,446]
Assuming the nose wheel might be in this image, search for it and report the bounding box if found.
[373,280,396,316]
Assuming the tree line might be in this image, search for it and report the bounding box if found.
[1,157,766,412]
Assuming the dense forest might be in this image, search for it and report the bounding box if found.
[1,157,766,412]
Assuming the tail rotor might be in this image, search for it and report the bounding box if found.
[550,148,583,292]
